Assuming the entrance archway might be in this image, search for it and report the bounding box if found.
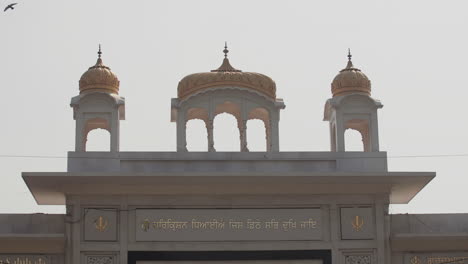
[129,250,331,264]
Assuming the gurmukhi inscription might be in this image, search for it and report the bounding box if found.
[135,208,322,241]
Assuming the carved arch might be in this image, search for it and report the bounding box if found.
[83,117,110,151]
[345,119,369,151]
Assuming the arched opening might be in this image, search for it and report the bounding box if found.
[345,119,369,152]
[86,129,111,151]
[248,107,270,152]
[345,129,364,151]
[214,113,240,151]
[247,119,267,151]
[186,119,208,151]
[84,118,110,151]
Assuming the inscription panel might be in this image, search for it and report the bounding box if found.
[406,253,468,264]
[135,208,322,241]
[0,255,58,264]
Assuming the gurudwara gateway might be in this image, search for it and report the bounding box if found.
[2,45,468,264]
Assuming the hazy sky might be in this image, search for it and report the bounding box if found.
[0,0,467,214]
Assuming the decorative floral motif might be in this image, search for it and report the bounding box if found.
[178,71,276,99]
[345,255,371,264]
[86,256,113,264]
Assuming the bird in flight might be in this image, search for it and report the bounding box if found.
[4,3,18,12]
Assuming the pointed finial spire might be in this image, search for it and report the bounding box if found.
[211,42,241,72]
[223,41,229,59]
[92,44,106,67]
[98,44,102,59]
[346,48,354,69]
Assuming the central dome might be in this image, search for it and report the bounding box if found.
[177,45,276,99]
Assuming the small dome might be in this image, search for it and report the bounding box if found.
[331,51,371,97]
[79,46,120,94]
[177,44,276,99]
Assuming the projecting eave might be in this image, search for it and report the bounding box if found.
[23,171,435,205]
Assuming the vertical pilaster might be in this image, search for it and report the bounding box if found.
[361,127,370,152]
[65,200,73,264]
[371,112,380,152]
[110,112,120,152]
[265,122,271,152]
[330,123,337,151]
[335,113,345,152]
[176,111,187,152]
[75,118,85,152]
[206,119,215,152]
[329,203,340,264]
[239,119,248,152]
[269,111,280,152]
[72,198,81,264]
[120,197,128,264]
[376,197,388,264]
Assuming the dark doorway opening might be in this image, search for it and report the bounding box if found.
[128,250,331,264]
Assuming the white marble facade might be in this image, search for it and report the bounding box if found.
[1,47,466,264]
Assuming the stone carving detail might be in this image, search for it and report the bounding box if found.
[86,256,113,264]
[345,255,371,264]
[178,71,277,99]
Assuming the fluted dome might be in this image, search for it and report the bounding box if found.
[331,52,371,97]
[177,45,276,99]
[79,47,120,94]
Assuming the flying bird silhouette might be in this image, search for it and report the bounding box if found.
[4,3,17,12]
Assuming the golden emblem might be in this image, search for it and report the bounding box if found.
[141,219,151,232]
[94,216,108,232]
[410,256,421,264]
[351,215,364,231]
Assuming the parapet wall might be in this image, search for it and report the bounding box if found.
[391,213,468,263]
[67,151,388,173]
[391,213,468,234]
[0,214,65,260]
[0,214,65,235]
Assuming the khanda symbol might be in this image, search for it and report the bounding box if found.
[351,215,364,231]
[94,216,109,232]
[410,256,421,264]
[141,219,151,232]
